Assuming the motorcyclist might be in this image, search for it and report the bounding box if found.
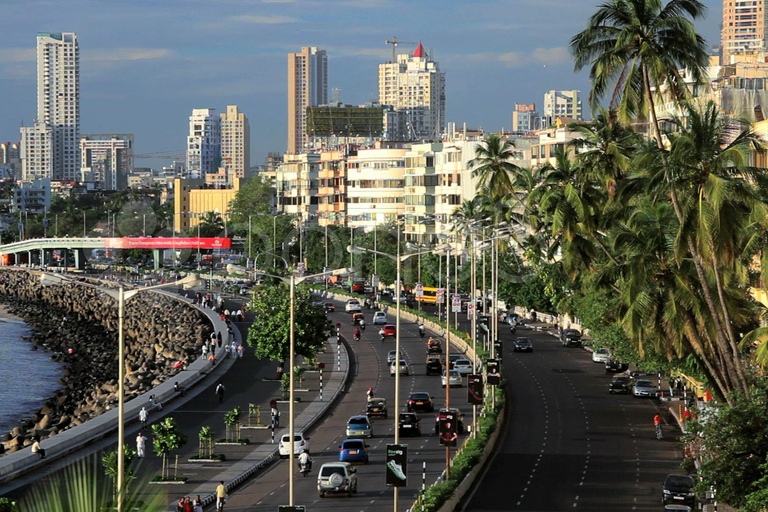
[379,328,386,340]
[354,327,361,341]
[360,318,366,331]
[418,323,426,338]
[654,413,662,439]
[367,387,375,400]
[298,450,312,474]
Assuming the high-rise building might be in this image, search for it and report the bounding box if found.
[543,90,583,123]
[21,32,80,181]
[220,105,250,184]
[512,103,539,133]
[378,43,446,141]
[722,0,768,64]
[186,108,221,179]
[79,134,134,190]
[0,142,21,177]
[287,47,328,154]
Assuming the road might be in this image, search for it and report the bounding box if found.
[461,326,685,511]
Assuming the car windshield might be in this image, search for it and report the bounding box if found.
[411,392,429,399]
[636,380,653,387]
[665,475,694,487]
[348,418,368,426]
[400,414,417,422]
[282,435,303,442]
[343,440,364,449]
[368,399,385,406]
[320,466,345,477]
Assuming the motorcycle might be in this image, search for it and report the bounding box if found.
[511,325,516,334]
[419,325,425,338]
[299,459,312,477]
[354,332,361,342]
[360,320,366,331]
[379,329,386,341]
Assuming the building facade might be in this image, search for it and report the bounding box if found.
[0,142,21,177]
[543,90,583,123]
[512,103,539,133]
[12,178,51,214]
[172,177,241,232]
[721,0,768,64]
[378,44,446,141]
[275,153,320,219]
[346,147,408,230]
[186,108,221,179]
[220,105,250,184]
[21,32,80,182]
[79,134,133,190]
[287,47,328,154]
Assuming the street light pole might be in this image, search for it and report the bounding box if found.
[470,231,477,437]
[444,242,451,479]
[83,211,86,237]
[248,215,253,264]
[288,273,296,504]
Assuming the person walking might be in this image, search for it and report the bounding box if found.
[202,342,208,359]
[215,382,225,403]
[139,406,148,429]
[216,481,227,510]
[136,432,146,458]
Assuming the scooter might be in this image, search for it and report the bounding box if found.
[299,459,312,477]
[419,325,425,338]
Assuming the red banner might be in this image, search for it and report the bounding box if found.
[104,237,231,249]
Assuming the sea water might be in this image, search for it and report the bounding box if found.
[0,315,64,435]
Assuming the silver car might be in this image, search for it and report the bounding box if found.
[317,462,358,497]
[441,370,463,388]
[346,415,374,438]
[632,379,658,398]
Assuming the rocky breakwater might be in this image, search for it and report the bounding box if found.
[0,270,212,454]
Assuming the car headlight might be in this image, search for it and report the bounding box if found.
[663,490,671,494]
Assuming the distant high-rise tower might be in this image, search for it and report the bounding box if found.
[378,43,446,140]
[721,0,768,64]
[512,103,539,132]
[543,90,582,123]
[186,108,221,179]
[20,32,80,181]
[287,47,328,154]
[220,105,250,183]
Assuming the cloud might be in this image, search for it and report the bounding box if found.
[0,49,35,63]
[531,47,570,65]
[461,46,570,68]
[85,48,172,62]
[231,14,300,24]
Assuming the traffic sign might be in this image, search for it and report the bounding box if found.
[467,302,475,319]
[415,282,424,298]
[436,288,445,304]
[451,293,461,313]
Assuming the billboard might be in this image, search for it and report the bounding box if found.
[386,444,408,487]
[467,374,484,405]
[104,237,231,249]
[438,412,458,447]
[487,359,501,385]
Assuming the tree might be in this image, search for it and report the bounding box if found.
[198,425,214,459]
[102,445,138,503]
[224,407,242,442]
[470,133,525,200]
[152,417,187,481]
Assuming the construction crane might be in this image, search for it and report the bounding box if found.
[385,36,418,63]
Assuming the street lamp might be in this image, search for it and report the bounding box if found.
[38,272,201,511]
[347,235,437,512]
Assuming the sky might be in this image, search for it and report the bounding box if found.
[0,0,723,168]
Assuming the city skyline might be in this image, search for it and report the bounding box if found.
[0,0,723,167]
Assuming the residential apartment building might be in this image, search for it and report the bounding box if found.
[512,103,539,133]
[317,149,349,226]
[79,134,133,190]
[378,44,446,141]
[186,108,221,179]
[287,47,328,154]
[721,0,768,64]
[531,118,584,167]
[172,177,241,232]
[543,90,583,124]
[275,153,320,220]
[21,32,80,182]
[346,146,408,231]
[0,142,21,177]
[12,178,51,214]
[220,105,250,184]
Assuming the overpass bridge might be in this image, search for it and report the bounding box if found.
[0,237,231,270]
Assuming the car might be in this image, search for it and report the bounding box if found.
[278,432,310,458]
[317,462,358,497]
[345,299,362,313]
[390,359,410,376]
[662,474,696,507]
[448,354,463,369]
[338,439,369,464]
[427,338,443,354]
[606,360,630,373]
[406,391,434,412]
[592,347,611,363]
[441,370,463,388]
[372,311,387,325]
[452,358,474,375]
[379,324,396,339]
[434,407,465,434]
[366,397,388,418]
[513,337,533,352]
[609,376,633,394]
[632,379,658,398]
[561,329,583,347]
[505,312,522,325]
[398,412,422,437]
[426,356,443,376]
[387,350,398,365]
[346,415,373,438]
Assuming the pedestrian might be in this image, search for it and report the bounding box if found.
[184,497,193,512]
[237,343,244,358]
[192,502,202,512]
[202,342,209,359]
[217,332,223,348]
[228,326,234,343]
[225,343,231,359]
[136,432,146,458]
[30,438,46,458]
[215,382,225,403]
[216,481,227,510]
[139,406,148,428]
[210,337,216,354]
[174,381,187,396]
[223,308,230,319]
[237,309,243,322]
[208,352,216,366]
[176,497,186,512]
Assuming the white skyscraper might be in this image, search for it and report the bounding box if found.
[21,32,80,181]
[186,108,221,179]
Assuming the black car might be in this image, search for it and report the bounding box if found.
[513,337,533,352]
[426,357,443,376]
[324,302,336,313]
[406,391,434,413]
[605,360,630,373]
[663,474,696,507]
[608,376,632,394]
[398,412,421,437]
[561,329,582,347]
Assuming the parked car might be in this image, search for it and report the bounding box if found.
[372,311,387,325]
[452,358,474,375]
[279,432,310,458]
[425,356,443,376]
[398,412,422,437]
[441,370,463,388]
[434,407,465,434]
[366,397,388,418]
[561,329,583,347]
[662,474,696,507]
[609,376,633,394]
[406,391,434,413]
[606,360,630,373]
[338,439,369,464]
[387,350,398,365]
[346,415,373,438]
[513,337,533,352]
[390,359,410,376]
[427,338,443,354]
[592,347,611,363]
[345,299,362,313]
[323,302,336,313]
[632,379,658,398]
[317,462,357,497]
[380,324,396,339]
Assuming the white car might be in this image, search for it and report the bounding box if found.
[441,370,463,388]
[373,311,387,325]
[279,432,310,457]
[452,358,474,375]
[592,347,611,363]
[345,299,362,313]
[390,359,410,376]
[387,349,398,365]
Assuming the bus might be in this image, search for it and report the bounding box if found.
[415,286,441,304]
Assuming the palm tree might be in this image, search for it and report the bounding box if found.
[470,133,525,200]
[570,0,709,144]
